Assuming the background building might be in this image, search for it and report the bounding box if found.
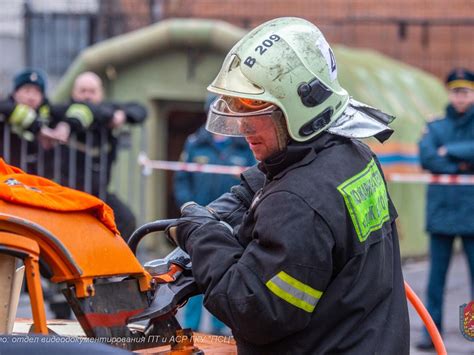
[162,0,473,79]
[1,0,472,92]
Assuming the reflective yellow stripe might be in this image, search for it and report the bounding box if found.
[266,271,323,313]
[9,104,36,128]
[278,271,323,299]
[39,104,50,122]
[266,280,316,313]
[66,103,94,128]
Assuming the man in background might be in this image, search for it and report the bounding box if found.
[418,68,474,350]
[60,71,147,240]
[0,68,67,175]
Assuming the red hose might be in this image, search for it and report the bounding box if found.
[405,281,447,355]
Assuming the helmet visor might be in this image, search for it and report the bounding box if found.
[206,96,278,136]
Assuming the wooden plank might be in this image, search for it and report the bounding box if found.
[0,254,18,334]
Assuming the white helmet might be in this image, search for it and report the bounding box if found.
[207,17,394,143]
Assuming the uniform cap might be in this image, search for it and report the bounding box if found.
[13,68,47,94]
[445,68,474,90]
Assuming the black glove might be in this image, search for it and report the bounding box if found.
[121,102,148,124]
[64,102,94,131]
[64,101,115,132]
[166,202,230,252]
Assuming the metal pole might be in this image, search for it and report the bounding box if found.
[127,128,134,204]
[2,119,11,163]
[99,127,108,201]
[20,139,27,171]
[37,140,44,177]
[138,125,148,226]
[53,143,61,183]
[68,133,77,189]
[84,131,93,194]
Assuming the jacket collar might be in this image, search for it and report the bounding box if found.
[446,104,474,126]
[259,132,347,180]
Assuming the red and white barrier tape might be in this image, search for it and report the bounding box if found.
[138,153,248,176]
[139,153,474,185]
[386,173,474,185]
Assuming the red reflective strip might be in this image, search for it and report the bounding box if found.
[83,308,144,328]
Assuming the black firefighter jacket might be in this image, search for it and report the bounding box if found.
[0,97,63,175]
[183,132,410,354]
[59,100,147,195]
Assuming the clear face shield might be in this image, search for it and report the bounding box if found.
[206,95,280,137]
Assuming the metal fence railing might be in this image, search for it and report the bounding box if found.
[0,116,146,223]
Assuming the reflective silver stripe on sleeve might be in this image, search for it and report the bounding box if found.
[266,271,323,313]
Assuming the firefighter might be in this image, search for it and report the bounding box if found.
[0,68,66,175]
[59,71,147,240]
[167,17,410,354]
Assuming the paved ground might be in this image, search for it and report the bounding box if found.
[404,253,474,354]
[16,253,474,353]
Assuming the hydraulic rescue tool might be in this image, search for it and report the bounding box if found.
[0,201,217,353]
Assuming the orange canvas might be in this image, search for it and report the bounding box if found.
[0,159,119,235]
